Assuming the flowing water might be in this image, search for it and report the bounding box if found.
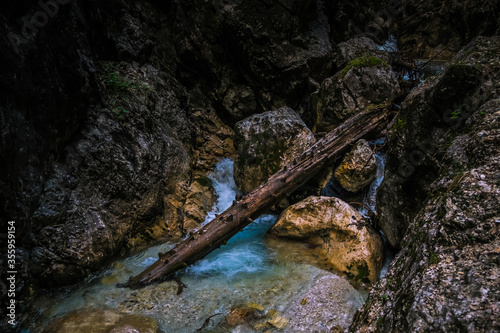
[377,34,398,52]
[378,34,447,84]
[27,158,370,332]
[355,149,394,278]
[358,151,386,218]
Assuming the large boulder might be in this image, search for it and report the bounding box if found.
[270,196,384,284]
[311,57,400,133]
[29,63,193,287]
[233,107,316,193]
[351,36,500,332]
[333,36,391,71]
[334,139,377,193]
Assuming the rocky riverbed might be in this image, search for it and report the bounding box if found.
[1,1,499,332]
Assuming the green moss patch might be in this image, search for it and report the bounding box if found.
[340,56,388,79]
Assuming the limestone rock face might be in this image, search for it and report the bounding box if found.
[234,107,316,193]
[325,0,391,43]
[311,59,400,133]
[182,178,215,231]
[30,64,193,286]
[351,36,500,332]
[271,196,384,284]
[43,309,159,333]
[222,85,258,122]
[377,36,500,250]
[334,139,377,193]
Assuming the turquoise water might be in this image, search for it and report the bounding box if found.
[26,158,368,332]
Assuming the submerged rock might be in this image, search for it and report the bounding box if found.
[226,305,265,327]
[311,57,399,133]
[270,196,384,284]
[43,309,159,333]
[234,107,316,193]
[283,274,366,332]
[334,139,377,193]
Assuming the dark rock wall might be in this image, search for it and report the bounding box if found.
[0,0,339,295]
[351,36,500,333]
[394,0,500,58]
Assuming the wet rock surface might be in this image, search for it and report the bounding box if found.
[233,107,316,193]
[271,196,384,285]
[351,36,500,332]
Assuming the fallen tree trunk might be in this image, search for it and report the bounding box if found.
[121,107,390,289]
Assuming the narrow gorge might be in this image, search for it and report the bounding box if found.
[0,1,499,332]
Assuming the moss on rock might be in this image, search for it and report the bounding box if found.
[339,56,388,79]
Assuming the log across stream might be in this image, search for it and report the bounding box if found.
[122,107,390,289]
[29,158,376,333]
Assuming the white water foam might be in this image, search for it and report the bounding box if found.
[358,152,386,217]
[203,158,240,224]
[186,214,276,279]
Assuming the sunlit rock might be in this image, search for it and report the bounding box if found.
[270,196,384,284]
[334,139,377,193]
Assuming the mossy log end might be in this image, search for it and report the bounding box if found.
[120,107,390,289]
